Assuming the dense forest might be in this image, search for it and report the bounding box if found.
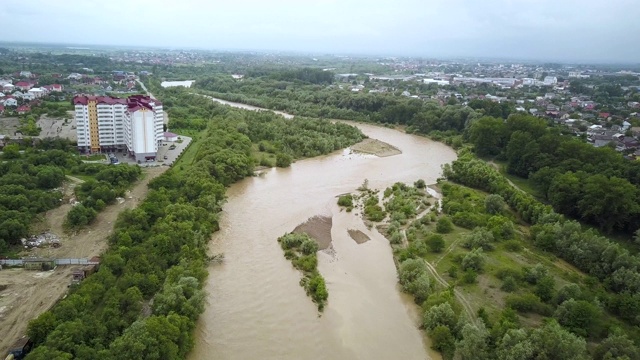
[467,114,640,234]
[192,74,481,132]
[24,90,364,359]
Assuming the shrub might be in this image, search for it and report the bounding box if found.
[503,240,522,252]
[501,276,518,292]
[485,194,506,214]
[462,228,494,251]
[275,152,292,167]
[461,248,485,272]
[278,233,304,250]
[337,194,353,208]
[414,179,426,189]
[430,325,455,357]
[293,254,317,272]
[427,234,445,253]
[305,273,328,309]
[436,217,454,234]
[300,238,319,255]
[462,269,478,284]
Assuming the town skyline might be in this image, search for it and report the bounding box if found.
[1,0,639,63]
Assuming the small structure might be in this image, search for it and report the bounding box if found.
[164,132,178,142]
[6,336,33,359]
[22,258,56,271]
[72,257,100,282]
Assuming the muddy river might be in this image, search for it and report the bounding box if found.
[188,99,457,360]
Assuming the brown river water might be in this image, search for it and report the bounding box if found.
[188,99,457,360]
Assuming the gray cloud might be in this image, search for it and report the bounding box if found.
[0,0,638,62]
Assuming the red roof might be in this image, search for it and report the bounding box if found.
[0,105,5,111]
[73,95,127,105]
[73,95,161,110]
[15,81,31,87]
[599,112,611,118]
[17,105,31,112]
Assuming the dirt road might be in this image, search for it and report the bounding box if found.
[0,166,167,355]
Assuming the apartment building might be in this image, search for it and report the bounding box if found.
[74,95,164,161]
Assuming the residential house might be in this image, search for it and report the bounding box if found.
[0,104,4,114]
[0,79,11,86]
[2,83,15,92]
[622,121,631,131]
[3,97,17,107]
[67,73,83,80]
[543,76,558,85]
[14,91,34,101]
[19,71,33,78]
[17,105,30,114]
[28,87,45,99]
[15,81,33,91]
[0,92,4,98]
[599,112,611,119]
[43,84,63,93]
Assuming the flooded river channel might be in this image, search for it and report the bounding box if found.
[189,99,457,360]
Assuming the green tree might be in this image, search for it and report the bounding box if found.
[2,144,20,159]
[430,325,456,358]
[593,329,640,360]
[423,302,457,330]
[455,322,491,360]
[484,194,505,215]
[36,166,65,189]
[553,299,600,338]
[462,247,485,272]
[468,116,508,156]
[496,328,534,360]
[534,275,556,303]
[529,320,589,360]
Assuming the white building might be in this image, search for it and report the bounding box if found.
[73,95,164,161]
[2,98,17,107]
[543,76,558,85]
[28,87,45,98]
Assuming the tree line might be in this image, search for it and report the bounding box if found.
[468,113,640,234]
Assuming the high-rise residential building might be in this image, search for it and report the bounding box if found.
[73,95,164,161]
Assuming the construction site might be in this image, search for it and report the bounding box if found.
[0,166,168,356]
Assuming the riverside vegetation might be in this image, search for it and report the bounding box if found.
[277,233,328,311]
[340,176,640,359]
[24,87,364,359]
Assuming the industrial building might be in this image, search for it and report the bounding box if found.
[73,95,164,161]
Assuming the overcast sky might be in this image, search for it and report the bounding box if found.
[1,0,639,62]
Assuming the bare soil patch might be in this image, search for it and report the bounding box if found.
[347,229,370,244]
[0,166,167,355]
[0,266,79,354]
[0,116,21,136]
[293,215,333,250]
[351,138,401,157]
[36,115,76,141]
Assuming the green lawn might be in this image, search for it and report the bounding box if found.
[172,134,200,173]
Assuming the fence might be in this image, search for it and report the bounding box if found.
[0,258,99,267]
